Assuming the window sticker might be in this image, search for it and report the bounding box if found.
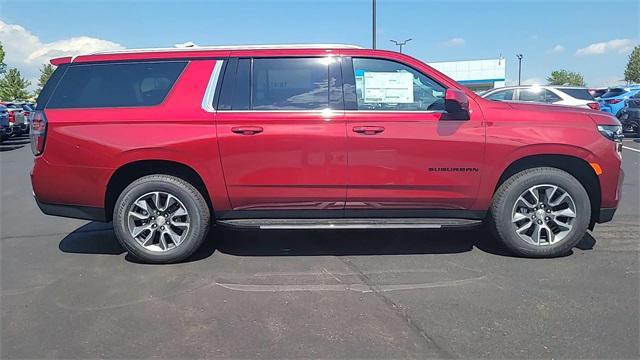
[363,71,414,103]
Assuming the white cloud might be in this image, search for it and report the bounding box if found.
[576,38,637,56]
[0,20,123,87]
[444,37,465,47]
[546,45,565,54]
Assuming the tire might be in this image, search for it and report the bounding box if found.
[113,174,210,264]
[488,167,591,258]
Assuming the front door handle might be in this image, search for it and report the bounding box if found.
[231,126,263,135]
[352,126,385,135]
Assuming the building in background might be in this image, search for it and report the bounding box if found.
[428,58,506,92]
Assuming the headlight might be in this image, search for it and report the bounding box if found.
[597,125,623,142]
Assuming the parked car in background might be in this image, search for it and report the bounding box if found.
[0,102,27,136]
[619,92,640,136]
[589,88,608,99]
[482,85,600,110]
[31,44,623,263]
[19,103,35,133]
[599,86,640,118]
[0,105,9,141]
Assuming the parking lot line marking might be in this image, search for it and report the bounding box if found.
[623,146,640,153]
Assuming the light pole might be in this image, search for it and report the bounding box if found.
[372,0,376,49]
[390,38,412,53]
[516,54,523,86]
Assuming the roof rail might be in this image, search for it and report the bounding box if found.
[90,43,364,55]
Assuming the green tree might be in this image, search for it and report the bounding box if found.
[33,63,55,98]
[624,46,640,84]
[547,70,586,87]
[0,68,31,101]
[0,41,6,74]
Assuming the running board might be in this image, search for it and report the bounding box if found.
[216,218,482,230]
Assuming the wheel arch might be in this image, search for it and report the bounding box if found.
[105,160,213,222]
[494,154,601,228]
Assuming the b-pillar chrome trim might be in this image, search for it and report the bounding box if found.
[201,60,224,113]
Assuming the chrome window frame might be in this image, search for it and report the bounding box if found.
[201,60,224,113]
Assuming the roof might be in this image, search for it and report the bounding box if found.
[50,43,366,65]
[90,43,363,55]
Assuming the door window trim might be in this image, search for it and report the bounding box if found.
[201,60,225,113]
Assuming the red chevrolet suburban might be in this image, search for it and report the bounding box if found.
[30,44,624,263]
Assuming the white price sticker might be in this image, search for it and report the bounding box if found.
[363,72,414,103]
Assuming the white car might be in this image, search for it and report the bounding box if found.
[482,86,600,110]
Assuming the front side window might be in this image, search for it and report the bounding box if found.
[486,89,514,101]
[352,58,445,111]
[47,61,187,109]
[252,58,332,110]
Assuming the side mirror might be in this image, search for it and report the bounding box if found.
[444,89,470,120]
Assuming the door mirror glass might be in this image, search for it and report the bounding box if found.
[444,89,470,120]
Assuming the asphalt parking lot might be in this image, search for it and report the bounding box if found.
[1,135,639,359]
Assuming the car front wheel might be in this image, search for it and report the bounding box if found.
[113,174,210,263]
[489,167,591,257]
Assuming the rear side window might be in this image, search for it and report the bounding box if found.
[601,88,626,98]
[557,88,594,100]
[486,89,514,101]
[519,88,561,103]
[47,61,187,109]
[251,58,330,110]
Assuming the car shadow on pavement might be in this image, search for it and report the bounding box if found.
[58,222,597,262]
[58,222,124,255]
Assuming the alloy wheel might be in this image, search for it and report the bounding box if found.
[127,191,191,252]
[511,184,577,246]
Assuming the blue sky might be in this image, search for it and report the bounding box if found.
[1,0,638,87]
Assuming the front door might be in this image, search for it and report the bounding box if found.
[342,57,485,215]
[216,57,347,213]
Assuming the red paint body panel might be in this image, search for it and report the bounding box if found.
[35,47,623,222]
[216,111,348,210]
[344,107,485,210]
[32,60,231,211]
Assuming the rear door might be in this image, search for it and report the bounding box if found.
[215,57,347,214]
[342,57,485,215]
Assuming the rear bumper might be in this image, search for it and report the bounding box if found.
[35,197,107,222]
[597,208,617,223]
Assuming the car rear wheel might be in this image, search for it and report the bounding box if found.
[113,174,210,263]
[488,167,591,257]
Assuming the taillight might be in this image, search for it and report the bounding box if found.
[8,112,14,125]
[30,110,47,156]
[587,102,600,110]
[605,99,622,104]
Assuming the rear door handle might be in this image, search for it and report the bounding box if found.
[352,126,385,135]
[231,126,263,135]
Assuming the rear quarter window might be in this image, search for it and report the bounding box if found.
[47,61,187,109]
[557,88,593,101]
[601,88,626,98]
